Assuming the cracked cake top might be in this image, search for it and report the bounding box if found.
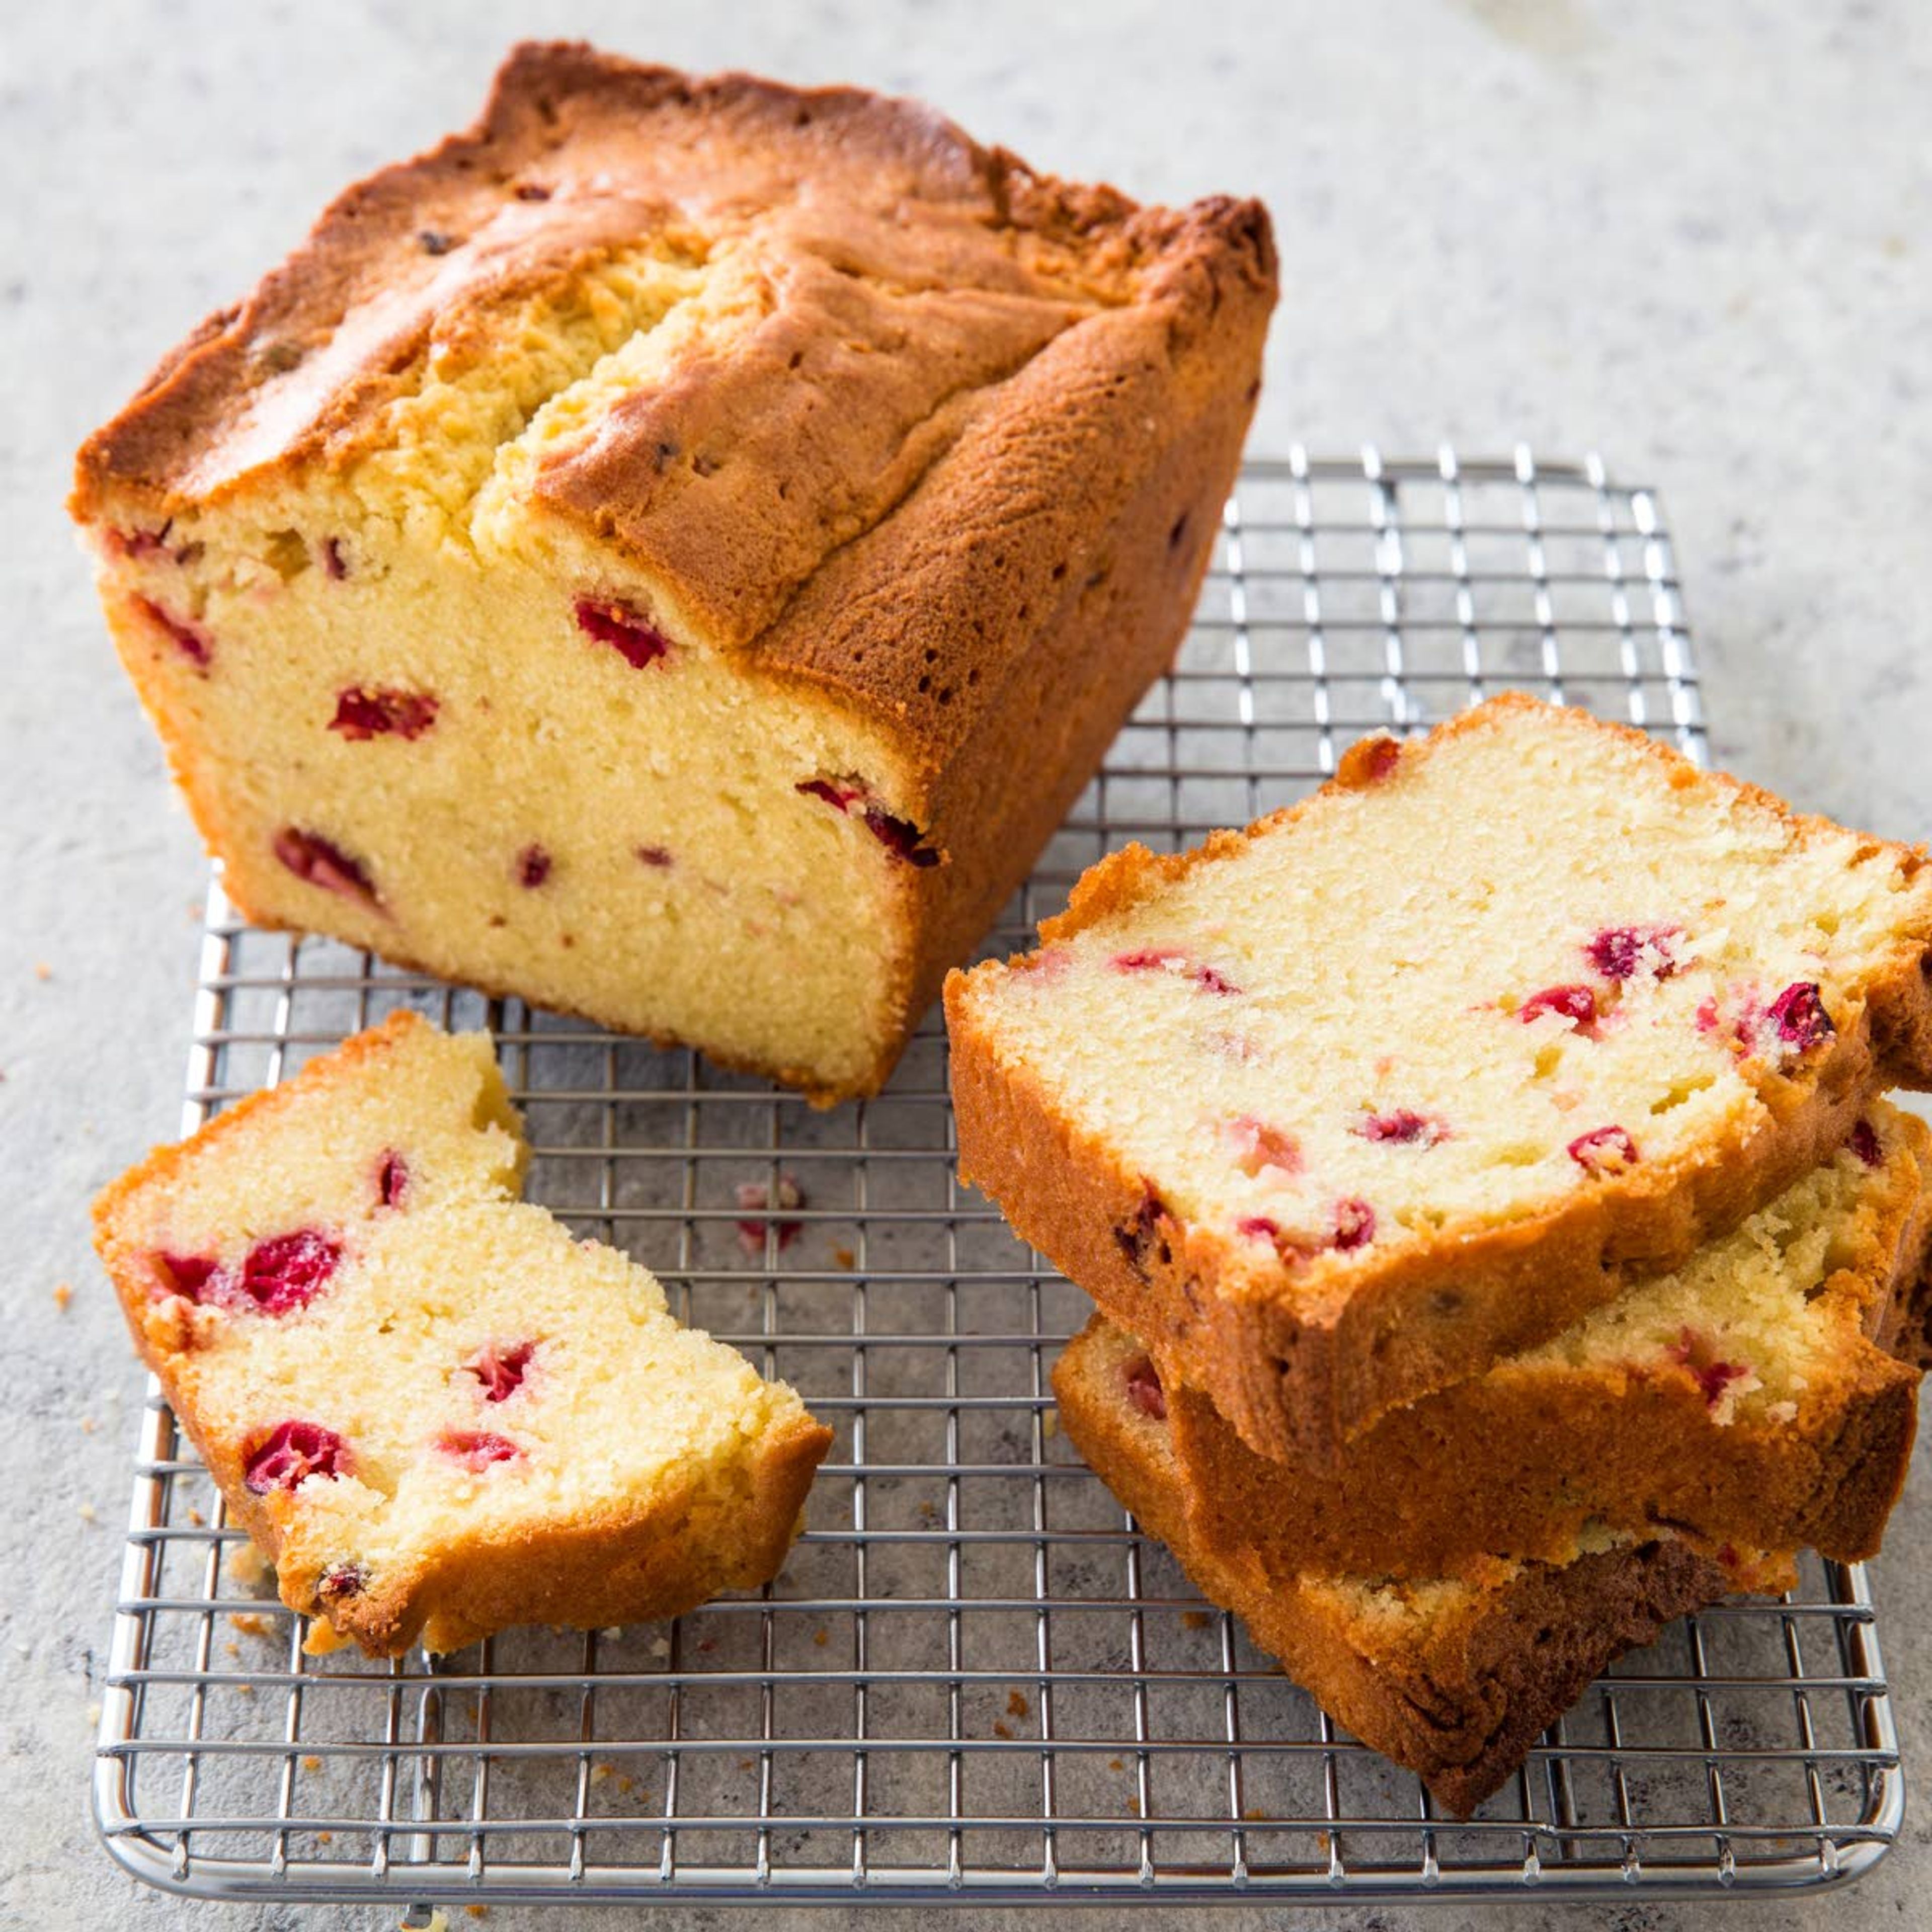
[72,42,1274,766]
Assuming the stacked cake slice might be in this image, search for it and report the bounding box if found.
[945,694,1932,1811]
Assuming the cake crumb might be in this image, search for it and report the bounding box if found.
[590,1762,613,1785]
[1242,1807,1268,1820]
[616,1775,636,1796]
[86,1702,101,1725]
[1181,1609,1211,1630]
[186,1508,206,1526]
[649,1636,671,1660]
[302,1755,322,1771]
[1006,1689,1029,1718]
[737,1757,755,1773]
[223,1643,240,1659]
[992,1720,1012,1739]
[77,1502,97,1523]
[812,1628,829,1647]
[465,1908,490,1921]
[52,1281,73,1311]
[317,1830,332,1843]
[229,1612,274,1639]
[1108,1757,1124,1773]
[1040,1409,1059,1438]
[1125,1795,1141,1816]
[833,1246,856,1270]
[227,1542,272,1587]
[79,1416,98,1434]
[33,962,51,982]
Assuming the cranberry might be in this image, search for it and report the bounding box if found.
[516,844,552,888]
[1586,924,1680,982]
[1355,737,1401,782]
[1227,1116,1300,1178]
[317,1561,365,1599]
[329,687,438,741]
[1568,1125,1639,1176]
[1768,982,1833,1052]
[1123,1354,1167,1421]
[1520,984,1598,1030]
[109,522,175,561]
[245,1420,352,1494]
[514,182,551,202]
[437,1429,523,1472]
[1356,1109,1448,1146]
[134,595,210,668]
[466,1340,536,1403]
[1332,1198,1377,1250]
[574,596,670,670]
[375,1151,409,1208]
[1667,1329,1749,1408]
[1112,949,1240,995]
[1113,1182,1169,1276]
[736,1176,804,1254]
[238,1230,341,1314]
[1849,1118,1884,1169]
[635,844,674,868]
[273,828,380,911]
[156,1251,222,1301]
[861,805,941,868]
[1237,1216,1314,1267]
[796,777,866,813]
[321,538,349,580]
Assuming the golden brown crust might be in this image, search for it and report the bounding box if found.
[947,696,1932,1462]
[1053,1319,1754,1816]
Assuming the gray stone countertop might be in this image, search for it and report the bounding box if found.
[5,1,1929,1926]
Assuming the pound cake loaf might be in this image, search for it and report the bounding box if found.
[1055,1315,1793,1815]
[949,695,1932,1462]
[71,42,1276,1104]
[1167,1103,1932,1577]
[93,1011,833,1655]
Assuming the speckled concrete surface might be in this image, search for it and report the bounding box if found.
[6,2,1931,1925]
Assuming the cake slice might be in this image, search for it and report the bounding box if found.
[70,41,1276,1103]
[1166,1102,1931,1577]
[1055,1316,1792,1816]
[949,695,1932,1464]
[93,1010,833,1656]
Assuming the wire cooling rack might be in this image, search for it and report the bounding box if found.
[94,451,1905,1909]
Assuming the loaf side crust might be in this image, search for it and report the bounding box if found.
[1052,1318,1753,1816]
[1169,1113,1931,1576]
[947,696,1932,1462]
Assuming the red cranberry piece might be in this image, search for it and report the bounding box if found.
[109,522,175,561]
[1355,1109,1448,1147]
[736,1175,804,1254]
[1114,1182,1170,1276]
[466,1340,536,1403]
[245,1420,353,1494]
[516,844,552,888]
[134,595,210,668]
[317,1561,365,1599]
[861,806,941,868]
[1332,1197,1377,1250]
[1768,982,1833,1052]
[1228,1116,1301,1178]
[154,1251,221,1301]
[1666,1329,1750,1408]
[321,538,348,580]
[1350,736,1402,783]
[375,1151,409,1208]
[1237,1215,1314,1267]
[437,1429,523,1472]
[273,828,380,911]
[796,777,865,813]
[574,596,670,670]
[514,182,551,202]
[1849,1118,1884,1169]
[1568,1125,1639,1176]
[1586,924,1680,983]
[1112,948,1240,995]
[239,1230,341,1314]
[1122,1354,1167,1421]
[329,687,438,741]
[635,844,674,868]
[1520,984,1598,1030]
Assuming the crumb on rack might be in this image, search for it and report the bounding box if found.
[52,1281,73,1311]
[813,1628,829,1647]
[1007,1689,1030,1718]
[77,1502,97,1523]
[1181,1609,1211,1630]
[33,962,51,982]
[186,1507,206,1526]
[1040,1410,1059,1438]
[79,1416,97,1434]
[302,1754,322,1772]
[735,1174,805,1255]
[229,1612,274,1639]
[992,1720,1012,1739]
[833,1246,856,1270]
[227,1542,273,1587]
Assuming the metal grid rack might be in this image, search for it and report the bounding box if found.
[95,452,1904,1908]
